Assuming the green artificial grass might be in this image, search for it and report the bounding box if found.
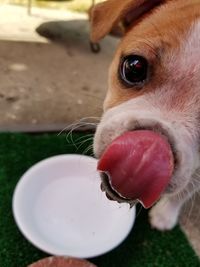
[0,133,199,267]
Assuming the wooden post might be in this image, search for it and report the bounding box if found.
[28,0,32,15]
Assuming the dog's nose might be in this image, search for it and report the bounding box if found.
[98,130,174,208]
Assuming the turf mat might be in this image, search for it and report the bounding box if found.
[0,133,199,267]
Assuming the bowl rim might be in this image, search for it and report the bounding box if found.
[12,154,136,258]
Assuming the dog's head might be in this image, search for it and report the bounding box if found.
[90,0,200,205]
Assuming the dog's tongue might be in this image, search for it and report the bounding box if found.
[97,130,174,208]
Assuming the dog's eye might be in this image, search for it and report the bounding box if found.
[120,55,148,86]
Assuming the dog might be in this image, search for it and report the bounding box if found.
[90,0,200,231]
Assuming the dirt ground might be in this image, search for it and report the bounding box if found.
[0,4,200,258]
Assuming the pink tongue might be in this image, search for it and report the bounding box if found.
[97,130,174,208]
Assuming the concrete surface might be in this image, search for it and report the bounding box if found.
[0,4,118,131]
[0,3,200,259]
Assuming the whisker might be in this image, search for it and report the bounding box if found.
[57,121,83,136]
[183,196,195,229]
[74,133,94,143]
[76,137,94,151]
[64,124,93,148]
[135,204,143,218]
[82,144,94,156]
[57,116,100,136]
[65,125,84,149]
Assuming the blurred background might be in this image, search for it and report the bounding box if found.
[0,0,119,132]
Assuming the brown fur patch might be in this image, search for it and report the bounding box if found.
[103,0,200,110]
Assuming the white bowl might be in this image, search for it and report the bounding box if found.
[12,154,135,258]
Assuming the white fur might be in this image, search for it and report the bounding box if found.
[149,196,182,230]
[94,20,200,230]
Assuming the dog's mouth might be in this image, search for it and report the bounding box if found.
[100,172,137,208]
[97,128,176,208]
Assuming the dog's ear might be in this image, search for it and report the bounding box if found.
[90,0,165,43]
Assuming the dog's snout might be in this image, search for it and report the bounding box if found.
[94,118,178,165]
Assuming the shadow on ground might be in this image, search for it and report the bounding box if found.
[36,19,100,53]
